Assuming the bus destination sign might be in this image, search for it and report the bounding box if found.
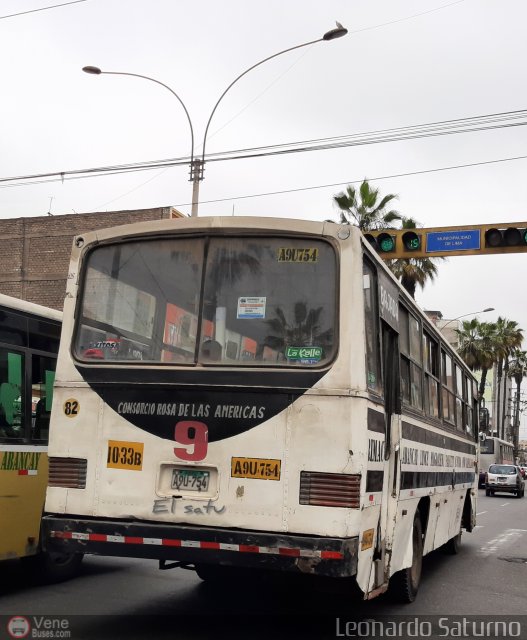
[426,229,481,253]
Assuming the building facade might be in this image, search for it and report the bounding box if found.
[0,207,183,310]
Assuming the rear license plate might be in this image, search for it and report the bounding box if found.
[498,477,507,483]
[231,457,281,480]
[171,469,210,492]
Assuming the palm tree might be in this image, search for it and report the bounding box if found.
[385,217,444,299]
[455,319,497,405]
[333,179,401,230]
[508,350,527,455]
[333,184,442,298]
[493,318,524,439]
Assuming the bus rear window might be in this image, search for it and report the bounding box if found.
[74,236,337,367]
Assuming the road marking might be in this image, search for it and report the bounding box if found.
[500,502,510,506]
[478,528,526,554]
[476,511,487,515]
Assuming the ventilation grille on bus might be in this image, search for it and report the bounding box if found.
[299,471,361,508]
[48,457,87,489]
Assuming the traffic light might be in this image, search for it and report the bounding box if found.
[364,232,397,254]
[401,231,422,252]
[363,230,422,256]
[484,226,527,248]
[362,221,527,259]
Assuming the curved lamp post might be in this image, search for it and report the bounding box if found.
[83,22,347,217]
[440,307,494,332]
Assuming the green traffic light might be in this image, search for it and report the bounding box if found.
[377,233,395,252]
[402,231,421,251]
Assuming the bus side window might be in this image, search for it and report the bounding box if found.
[423,332,440,419]
[0,349,24,439]
[32,354,56,442]
[363,261,382,395]
[399,306,423,410]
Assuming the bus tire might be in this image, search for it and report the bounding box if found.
[389,511,423,603]
[36,550,83,583]
[442,530,462,555]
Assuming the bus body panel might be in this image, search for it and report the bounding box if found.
[0,445,48,559]
[43,217,478,597]
[0,294,62,564]
[48,385,371,539]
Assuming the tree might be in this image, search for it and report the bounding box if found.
[508,350,527,456]
[332,184,440,299]
[493,318,524,439]
[456,318,524,439]
[333,179,401,230]
[385,217,444,299]
[455,319,497,405]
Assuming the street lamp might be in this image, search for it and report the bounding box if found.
[440,307,495,332]
[82,22,347,217]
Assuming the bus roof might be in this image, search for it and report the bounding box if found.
[0,293,62,322]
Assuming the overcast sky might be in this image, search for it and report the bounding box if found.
[2,0,526,432]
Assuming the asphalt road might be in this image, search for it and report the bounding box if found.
[0,491,526,639]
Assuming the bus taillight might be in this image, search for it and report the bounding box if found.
[299,471,361,508]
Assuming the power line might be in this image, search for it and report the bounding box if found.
[212,120,527,164]
[350,0,467,34]
[208,110,527,158]
[0,0,89,21]
[172,153,527,208]
[2,108,527,189]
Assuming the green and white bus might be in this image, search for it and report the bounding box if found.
[43,216,478,601]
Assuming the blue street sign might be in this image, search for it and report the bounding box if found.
[426,229,481,253]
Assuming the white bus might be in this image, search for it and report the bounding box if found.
[0,293,81,580]
[42,217,478,602]
[478,435,514,488]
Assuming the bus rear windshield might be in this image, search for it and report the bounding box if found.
[74,236,337,367]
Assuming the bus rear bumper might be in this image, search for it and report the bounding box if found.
[41,515,358,578]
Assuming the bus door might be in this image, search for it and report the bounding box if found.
[368,273,401,596]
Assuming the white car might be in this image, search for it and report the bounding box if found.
[485,464,525,498]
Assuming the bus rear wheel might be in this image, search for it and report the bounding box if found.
[36,550,83,583]
[389,511,423,603]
